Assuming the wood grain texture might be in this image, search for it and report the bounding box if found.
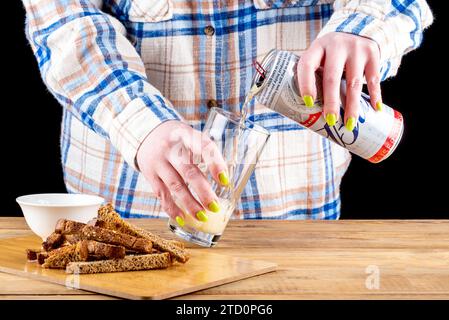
[1,218,449,299]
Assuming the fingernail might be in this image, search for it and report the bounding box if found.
[175,216,185,227]
[196,210,208,222]
[302,95,314,108]
[218,171,229,186]
[345,117,356,132]
[208,200,220,213]
[376,101,383,112]
[325,113,337,127]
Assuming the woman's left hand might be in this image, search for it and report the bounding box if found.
[297,32,382,132]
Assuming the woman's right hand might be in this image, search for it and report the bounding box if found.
[136,120,229,226]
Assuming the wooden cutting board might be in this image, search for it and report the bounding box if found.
[0,236,276,300]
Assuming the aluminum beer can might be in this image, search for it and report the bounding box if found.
[252,49,404,163]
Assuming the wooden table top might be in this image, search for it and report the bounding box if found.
[1,217,448,300]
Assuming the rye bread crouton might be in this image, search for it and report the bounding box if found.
[66,252,171,274]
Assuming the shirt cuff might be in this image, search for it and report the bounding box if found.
[108,95,182,171]
[318,10,395,64]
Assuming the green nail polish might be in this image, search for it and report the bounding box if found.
[196,210,208,222]
[175,216,185,227]
[376,101,383,112]
[303,95,314,108]
[208,200,220,213]
[218,171,229,186]
[345,117,356,132]
[325,113,337,127]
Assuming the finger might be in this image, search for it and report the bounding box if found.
[156,160,208,222]
[147,174,185,224]
[365,56,382,111]
[169,146,220,213]
[297,45,324,107]
[182,129,229,187]
[344,57,365,132]
[323,50,346,127]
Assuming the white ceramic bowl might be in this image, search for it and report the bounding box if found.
[16,193,105,240]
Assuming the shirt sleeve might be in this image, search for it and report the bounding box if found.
[318,0,434,80]
[22,0,182,170]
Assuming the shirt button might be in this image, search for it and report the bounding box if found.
[207,99,219,109]
[204,25,215,36]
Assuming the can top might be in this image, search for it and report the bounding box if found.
[251,49,278,90]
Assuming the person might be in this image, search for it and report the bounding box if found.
[22,0,433,222]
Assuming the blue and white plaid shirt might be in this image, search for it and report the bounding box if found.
[22,0,432,219]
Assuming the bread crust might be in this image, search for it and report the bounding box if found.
[26,249,40,261]
[97,204,189,262]
[66,252,171,274]
[62,234,81,245]
[55,219,86,234]
[37,252,49,265]
[42,232,64,251]
[84,240,126,260]
[80,225,153,253]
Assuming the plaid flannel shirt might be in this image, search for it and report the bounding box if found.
[23,0,433,219]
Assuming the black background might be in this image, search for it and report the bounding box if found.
[2,1,447,218]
